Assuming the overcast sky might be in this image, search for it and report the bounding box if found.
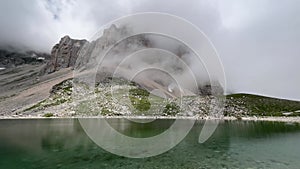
[0,0,299,100]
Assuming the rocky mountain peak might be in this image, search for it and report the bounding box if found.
[40,25,223,96]
[40,25,127,75]
[41,35,88,74]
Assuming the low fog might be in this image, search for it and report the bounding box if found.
[0,0,299,100]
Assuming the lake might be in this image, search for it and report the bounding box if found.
[0,118,300,168]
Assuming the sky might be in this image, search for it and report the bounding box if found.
[0,0,299,100]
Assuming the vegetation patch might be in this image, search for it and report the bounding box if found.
[43,113,54,117]
[226,93,300,116]
[163,102,180,116]
[23,76,300,118]
[24,100,47,111]
[23,79,73,112]
[129,88,151,112]
[101,108,113,115]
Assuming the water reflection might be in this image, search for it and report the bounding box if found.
[106,118,175,138]
[0,119,299,168]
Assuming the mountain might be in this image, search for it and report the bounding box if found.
[0,49,50,68]
[41,25,222,96]
[0,24,299,118]
[41,35,87,74]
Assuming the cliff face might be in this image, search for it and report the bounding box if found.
[42,36,87,74]
[42,25,141,74]
[41,25,223,95]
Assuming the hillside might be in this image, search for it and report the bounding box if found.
[1,25,299,118]
[18,78,300,118]
[225,93,300,117]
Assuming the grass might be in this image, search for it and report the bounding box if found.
[24,97,69,112]
[23,76,300,118]
[163,102,180,116]
[43,113,54,117]
[23,79,72,112]
[129,88,151,112]
[24,100,47,111]
[101,108,112,115]
[226,93,300,116]
[75,84,181,116]
[51,79,73,94]
[75,99,101,116]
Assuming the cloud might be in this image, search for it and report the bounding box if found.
[0,0,299,100]
[213,0,300,100]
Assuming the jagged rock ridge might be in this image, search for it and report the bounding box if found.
[41,35,87,74]
[43,25,223,96]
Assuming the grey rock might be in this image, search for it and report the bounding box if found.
[43,24,224,96]
[42,35,87,74]
[0,49,50,68]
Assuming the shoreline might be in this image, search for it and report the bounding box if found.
[1,115,300,123]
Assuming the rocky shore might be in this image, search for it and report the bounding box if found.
[2,115,300,124]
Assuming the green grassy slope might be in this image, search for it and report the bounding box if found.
[225,93,300,116]
[23,77,300,117]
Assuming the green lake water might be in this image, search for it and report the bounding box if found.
[0,119,300,169]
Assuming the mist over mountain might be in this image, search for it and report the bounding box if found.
[0,21,299,118]
[0,0,299,100]
[0,49,50,68]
